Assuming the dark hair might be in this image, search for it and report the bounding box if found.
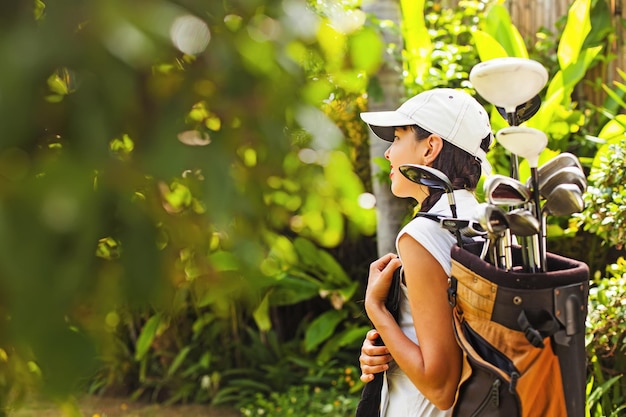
[408,125,491,212]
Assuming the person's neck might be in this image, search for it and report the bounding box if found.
[414,185,430,206]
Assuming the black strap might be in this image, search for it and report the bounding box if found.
[413,212,474,246]
[413,212,443,222]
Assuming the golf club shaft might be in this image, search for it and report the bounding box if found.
[506,113,520,180]
[503,229,513,270]
[542,211,548,272]
[519,235,539,273]
[530,167,544,272]
[510,154,520,180]
[480,238,490,261]
[522,199,541,273]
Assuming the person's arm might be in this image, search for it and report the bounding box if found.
[364,236,461,410]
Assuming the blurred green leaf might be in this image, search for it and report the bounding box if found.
[483,5,528,58]
[252,293,272,332]
[135,314,162,361]
[558,0,591,69]
[304,309,347,352]
[401,0,431,84]
[349,27,383,75]
[472,30,508,61]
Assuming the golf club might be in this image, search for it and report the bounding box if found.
[536,152,583,185]
[496,127,548,217]
[538,166,587,200]
[440,217,487,238]
[496,126,548,271]
[535,153,586,270]
[483,174,532,270]
[544,183,585,217]
[399,164,463,247]
[541,183,585,271]
[507,207,542,272]
[496,94,542,126]
[484,174,531,207]
[474,203,510,268]
[508,208,541,236]
[470,57,549,179]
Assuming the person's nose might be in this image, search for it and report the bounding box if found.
[384,145,391,160]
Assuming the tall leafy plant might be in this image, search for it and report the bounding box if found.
[576,74,626,415]
[401,0,494,95]
[0,0,383,410]
[96,1,383,407]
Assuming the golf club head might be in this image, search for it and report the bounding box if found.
[496,94,542,125]
[399,164,453,192]
[484,174,531,206]
[474,203,509,235]
[537,152,583,182]
[538,166,587,199]
[399,164,458,218]
[544,183,585,216]
[440,217,486,237]
[507,208,540,237]
[474,203,512,268]
[496,127,548,167]
[470,58,548,113]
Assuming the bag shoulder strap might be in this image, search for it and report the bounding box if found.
[413,212,475,245]
[413,212,444,222]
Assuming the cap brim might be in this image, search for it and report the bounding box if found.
[475,148,492,176]
[360,111,416,141]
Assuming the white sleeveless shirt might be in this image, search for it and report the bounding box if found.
[380,190,480,417]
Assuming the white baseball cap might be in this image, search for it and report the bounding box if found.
[360,88,493,175]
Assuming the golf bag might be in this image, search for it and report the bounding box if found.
[448,242,589,417]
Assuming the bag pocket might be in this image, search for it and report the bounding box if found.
[453,320,522,417]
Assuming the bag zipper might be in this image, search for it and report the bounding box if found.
[470,379,500,417]
[453,317,523,416]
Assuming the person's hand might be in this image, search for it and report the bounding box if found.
[359,329,393,383]
[365,253,402,313]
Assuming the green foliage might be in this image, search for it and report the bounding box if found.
[577,140,626,250]
[0,348,42,415]
[239,364,360,417]
[240,385,358,417]
[474,4,527,60]
[574,68,626,252]
[586,258,626,416]
[85,227,371,405]
[401,0,494,95]
[0,0,380,409]
[472,0,607,176]
[3,1,625,415]
[569,49,626,416]
[586,375,626,417]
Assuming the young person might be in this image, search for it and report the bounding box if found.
[358,88,492,416]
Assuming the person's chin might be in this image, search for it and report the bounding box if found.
[390,185,408,199]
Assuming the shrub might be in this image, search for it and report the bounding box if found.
[586,258,626,416]
[577,139,626,250]
[577,138,626,415]
[239,365,360,417]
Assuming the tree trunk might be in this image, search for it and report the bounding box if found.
[361,0,409,257]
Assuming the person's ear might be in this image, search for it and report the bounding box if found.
[424,134,444,165]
